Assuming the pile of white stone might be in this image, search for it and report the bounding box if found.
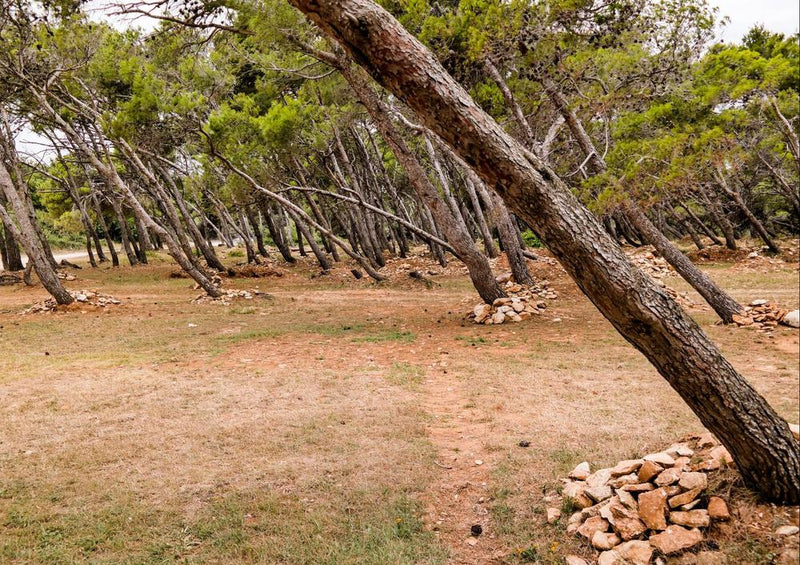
[626,248,675,279]
[22,290,121,314]
[192,288,263,305]
[554,429,798,565]
[468,280,558,324]
[56,270,77,281]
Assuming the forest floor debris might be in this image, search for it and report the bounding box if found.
[21,289,121,314]
[559,432,800,565]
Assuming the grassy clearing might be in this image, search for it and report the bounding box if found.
[1,251,798,564]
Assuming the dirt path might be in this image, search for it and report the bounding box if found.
[421,359,511,564]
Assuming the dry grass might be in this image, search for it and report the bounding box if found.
[1,245,798,564]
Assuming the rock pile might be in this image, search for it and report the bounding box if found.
[191,288,266,305]
[56,270,77,281]
[557,433,778,565]
[0,272,22,285]
[468,279,558,324]
[730,300,799,330]
[22,290,121,314]
[626,248,675,279]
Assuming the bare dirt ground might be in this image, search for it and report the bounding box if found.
[1,243,798,564]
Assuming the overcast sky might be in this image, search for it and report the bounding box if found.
[88,1,800,42]
[712,0,799,42]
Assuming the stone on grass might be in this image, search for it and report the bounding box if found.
[616,540,654,565]
[678,471,708,491]
[546,507,561,523]
[473,304,491,322]
[610,504,647,540]
[697,432,717,448]
[563,481,594,509]
[648,525,704,554]
[608,473,640,488]
[621,482,655,493]
[611,459,644,477]
[708,445,733,465]
[577,516,610,539]
[696,551,726,565]
[569,461,591,480]
[654,466,682,486]
[668,487,703,509]
[775,525,800,536]
[669,509,710,528]
[597,549,624,565]
[666,443,694,458]
[616,488,637,511]
[586,468,614,488]
[781,310,800,328]
[638,488,669,530]
[637,460,663,483]
[586,484,613,503]
[643,452,676,467]
[565,556,589,565]
[592,530,621,550]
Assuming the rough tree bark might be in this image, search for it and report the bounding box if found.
[287,0,800,504]
[0,162,73,304]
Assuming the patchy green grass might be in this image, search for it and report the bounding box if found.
[385,362,425,389]
[1,483,446,565]
[352,330,416,344]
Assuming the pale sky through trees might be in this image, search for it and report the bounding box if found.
[712,0,799,42]
[14,0,800,158]
[85,1,800,41]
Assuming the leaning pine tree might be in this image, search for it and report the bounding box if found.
[286,0,800,504]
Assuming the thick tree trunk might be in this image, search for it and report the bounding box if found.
[289,0,800,504]
[133,213,150,264]
[0,163,73,304]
